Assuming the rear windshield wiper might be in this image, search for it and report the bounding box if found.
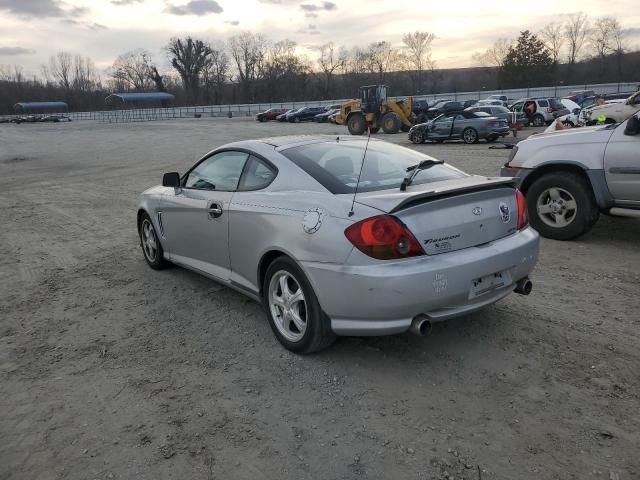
[400,159,444,191]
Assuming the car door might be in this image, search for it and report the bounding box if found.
[160,150,249,281]
[604,117,640,202]
[432,114,454,138]
[450,113,468,138]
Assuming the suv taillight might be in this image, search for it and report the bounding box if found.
[345,215,425,260]
[516,189,529,229]
[547,106,553,113]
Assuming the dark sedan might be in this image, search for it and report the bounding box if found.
[256,108,288,122]
[409,111,510,144]
[426,100,463,119]
[287,107,327,122]
[313,108,340,123]
[276,109,296,122]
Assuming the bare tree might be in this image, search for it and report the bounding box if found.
[111,49,154,91]
[565,12,589,64]
[540,22,565,63]
[167,37,214,104]
[49,52,73,92]
[472,38,512,67]
[203,43,229,104]
[590,17,624,58]
[228,32,267,102]
[402,31,435,93]
[73,55,98,92]
[366,41,396,82]
[318,42,346,96]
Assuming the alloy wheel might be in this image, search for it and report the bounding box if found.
[536,187,578,228]
[141,219,158,262]
[268,270,307,342]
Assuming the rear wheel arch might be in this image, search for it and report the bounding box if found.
[258,250,289,297]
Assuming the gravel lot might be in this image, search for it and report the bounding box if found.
[1,118,639,480]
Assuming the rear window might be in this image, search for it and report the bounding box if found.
[549,99,564,109]
[280,140,466,194]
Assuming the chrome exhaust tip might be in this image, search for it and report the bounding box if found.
[410,315,432,337]
[514,277,533,295]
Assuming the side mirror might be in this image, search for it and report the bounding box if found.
[624,116,640,136]
[572,108,581,115]
[162,172,181,187]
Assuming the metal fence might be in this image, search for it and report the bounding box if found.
[1,81,637,123]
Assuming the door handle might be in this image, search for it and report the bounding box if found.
[208,202,223,218]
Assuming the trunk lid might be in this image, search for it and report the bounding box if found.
[354,176,519,255]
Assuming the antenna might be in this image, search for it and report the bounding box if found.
[348,126,372,217]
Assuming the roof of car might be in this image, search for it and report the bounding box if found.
[254,135,373,148]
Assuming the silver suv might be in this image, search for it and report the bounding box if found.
[501,114,640,239]
[509,98,569,127]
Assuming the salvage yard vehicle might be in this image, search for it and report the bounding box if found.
[409,110,510,144]
[501,114,640,240]
[287,106,326,122]
[137,136,539,353]
[255,108,288,122]
[509,98,568,126]
[466,105,527,126]
[313,108,340,123]
[426,100,463,119]
[584,90,640,124]
[336,85,414,135]
[276,109,296,122]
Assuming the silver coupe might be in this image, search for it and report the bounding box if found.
[137,136,539,353]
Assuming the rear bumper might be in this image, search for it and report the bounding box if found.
[301,228,539,336]
[489,127,511,136]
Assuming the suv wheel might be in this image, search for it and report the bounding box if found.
[532,114,545,127]
[526,172,600,240]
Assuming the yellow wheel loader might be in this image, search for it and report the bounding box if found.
[335,85,414,135]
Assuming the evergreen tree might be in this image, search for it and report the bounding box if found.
[500,30,553,88]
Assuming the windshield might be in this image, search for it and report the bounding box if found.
[281,140,466,194]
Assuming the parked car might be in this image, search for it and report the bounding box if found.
[313,109,340,123]
[501,113,640,239]
[426,100,463,119]
[565,90,596,104]
[256,108,288,122]
[466,105,526,125]
[485,94,509,106]
[287,107,326,122]
[409,110,510,144]
[276,109,296,122]
[328,111,340,123]
[578,93,632,110]
[585,90,640,124]
[477,99,505,107]
[463,99,478,108]
[138,136,538,352]
[412,99,430,123]
[509,98,568,126]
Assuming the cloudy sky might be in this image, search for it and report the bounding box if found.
[0,0,639,76]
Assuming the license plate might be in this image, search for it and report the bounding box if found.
[470,270,511,298]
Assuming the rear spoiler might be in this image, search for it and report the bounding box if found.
[388,177,516,214]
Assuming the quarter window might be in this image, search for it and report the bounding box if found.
[185,151,248,191]
[239,156,277,190]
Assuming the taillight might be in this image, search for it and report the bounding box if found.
[516,189,529,229]
[344,215,425,260]
[547,106,553,113]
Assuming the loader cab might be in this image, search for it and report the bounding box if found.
[360,85,388,114]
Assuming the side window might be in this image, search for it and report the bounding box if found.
[239,156,277,190]
[185,151,248,191]
[538,100,548,107]
[482,107,492,114]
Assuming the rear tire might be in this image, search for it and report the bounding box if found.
[381,112,401,134]
[462,127,478,144]
[263,257,335,354]
[526,172,599,240]
[347,113,367,135]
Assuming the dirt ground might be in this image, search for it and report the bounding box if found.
[1,118,639,480]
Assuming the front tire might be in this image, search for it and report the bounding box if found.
[409,130,425,144]
[263,257,335,353]
[381,112,401,134]
[138,213,169,270]
[462,127,478,144]
[526,172,599,240]
[532,114,545,127]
